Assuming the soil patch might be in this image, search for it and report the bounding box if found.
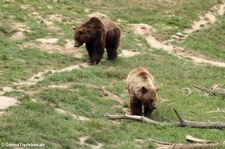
[10,22,31,32]
[119,50,141,58]
[55,108,90,121]
[14,62,89,87]
[10,32,25,40]
[0,96,19,110]
[79,136,103,149]
[30,12,61,31]
[22,38,83,58]
[10,22,31,40]
[36,37,59,44]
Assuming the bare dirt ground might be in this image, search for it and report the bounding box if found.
[79,136,103,149]
[0,96,19,110]
[22,38,83,58]
[119,50,141,58]
[55,108,90,121]
[10,22,32,40]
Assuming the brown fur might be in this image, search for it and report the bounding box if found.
[126,67,159,116]
[73,17,121,65]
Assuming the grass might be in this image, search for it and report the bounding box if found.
[0,0,225,149]
[180,15,225,61]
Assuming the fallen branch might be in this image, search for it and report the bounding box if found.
[151,138,224,149]
[192,84,214,96]
[173,108,225,129]
[105,114,166,125]
[106,108,225,129]
[156,142,222,149]
[186,135,212,143]
[192,84,225,98]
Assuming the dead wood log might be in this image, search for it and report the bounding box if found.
[186,135,212,143]
[106,108,225,129]
[151,138,224,149]
[105,114,167,125]
[173,108,225,129]
[156,142,222,149]
[192,84,225,98]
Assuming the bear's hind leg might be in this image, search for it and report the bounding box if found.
[106,47,118,60]
[105,29,120,60]
[130,97,142,116]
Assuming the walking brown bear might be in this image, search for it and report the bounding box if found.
[73,17,121,65]
[126,67,159,116]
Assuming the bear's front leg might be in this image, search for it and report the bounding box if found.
[85,43,93,58]
[88,46,104,66]
[88,53,103,65]
[130,97,142,116]
[144,102,156,116]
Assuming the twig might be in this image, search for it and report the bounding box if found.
[173,108,184,123]
[192,84,214,96]
[192,84,225,98]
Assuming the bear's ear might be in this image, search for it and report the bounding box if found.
[72,27,77,30]
[155,86,160,92]
[141,86,148,94]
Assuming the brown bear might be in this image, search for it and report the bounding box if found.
[126,67,159,116]
[73,17,121,65]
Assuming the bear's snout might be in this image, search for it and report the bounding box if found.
[74,41,82,47]
[74,43,79,47]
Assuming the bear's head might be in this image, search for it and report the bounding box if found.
[73,17,105,47]
[73,27,87,47]
[139,84,159,111]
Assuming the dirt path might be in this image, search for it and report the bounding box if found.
[0,62,89,114]
[129,2,225,68]
[13,62,89,87]
[183,3,225,35]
